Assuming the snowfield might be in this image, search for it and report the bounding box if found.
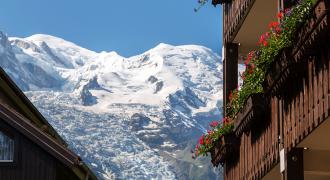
[0,31,225,179]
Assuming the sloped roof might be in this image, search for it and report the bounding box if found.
[0,67,97,180]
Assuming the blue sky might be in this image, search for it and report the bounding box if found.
[0,0,222,57]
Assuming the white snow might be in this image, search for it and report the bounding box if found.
[0,32,223,179]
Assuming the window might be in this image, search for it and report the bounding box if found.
[0,130,14,162]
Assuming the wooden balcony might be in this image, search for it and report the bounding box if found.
[211,133,239,166]
[234,93,269,136]
[223,0,277,56]
[225,96,280,180]
[263,47,294,95]
[219,0,330,179]
[223,0,255,44]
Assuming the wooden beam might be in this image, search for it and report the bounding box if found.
[280,0,296,10]
[284,148,304,180]
[223,43,238,116]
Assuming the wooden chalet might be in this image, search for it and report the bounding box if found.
[211,0,330,179]
[0,67,97,180]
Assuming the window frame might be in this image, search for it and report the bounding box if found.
[0,120,19,166]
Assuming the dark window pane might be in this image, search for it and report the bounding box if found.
[0,131,14,162]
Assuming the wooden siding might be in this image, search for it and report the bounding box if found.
[225,97,280,180]
[225,44,330,180]
[0,120,79,180]
[223,0,330,179]
[0,67,97,179]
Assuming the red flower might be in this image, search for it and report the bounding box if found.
[277,11,283,19]
[199,135,204,145]
[244,59,249,65]
[275,27,282,34]
[205,138,211,145]
[210,121,219,127]
[265,32,270,37]
[258,34,265,45]
[268,21,280,29]
[263,40,268,47]
[244,51,254,65]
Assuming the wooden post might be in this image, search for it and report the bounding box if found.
[283,148,304,180]
[223,43,238,116]
[279,0,296,11]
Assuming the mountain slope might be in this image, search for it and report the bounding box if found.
[0,31,223,179]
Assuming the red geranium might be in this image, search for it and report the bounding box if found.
[263,40,268,47]
[210,121,219,127]
[268,21,280,29]
[258,34,266,45]
[277,11,283,19]
[275,27,282,34]
[199,135,204,145]
[244,51,255,65]
[205,137,211,145]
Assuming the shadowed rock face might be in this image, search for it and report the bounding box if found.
[0,31,226,179]
[154,81,164,94]
[80,86,97,106]
[40,41,73,68]
[148,75,158,84]
[22,63,63,89]
[130,113,151,131]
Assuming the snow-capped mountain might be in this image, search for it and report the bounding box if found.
[0,31,224,179]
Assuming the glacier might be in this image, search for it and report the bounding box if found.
[0,31,225,179]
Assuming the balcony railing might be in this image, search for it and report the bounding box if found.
[223,0,255,43]
[234,93,269,136]
[225,96,280,179]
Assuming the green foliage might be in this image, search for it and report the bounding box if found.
[227,0,314,119]
[192,119,234,158]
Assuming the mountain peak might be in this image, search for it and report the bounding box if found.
[26,33,67,42]
[24,34,96,57]
[0,32,223,179]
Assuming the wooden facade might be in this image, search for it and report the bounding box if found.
[0,67,97,180]
[213,0,330,179]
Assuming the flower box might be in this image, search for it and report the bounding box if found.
[293,0,330,61]
[263,47,293,95]
[210,133,239,167]
[234,93,269,136]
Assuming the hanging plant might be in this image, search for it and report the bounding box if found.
[191,118,234,159]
